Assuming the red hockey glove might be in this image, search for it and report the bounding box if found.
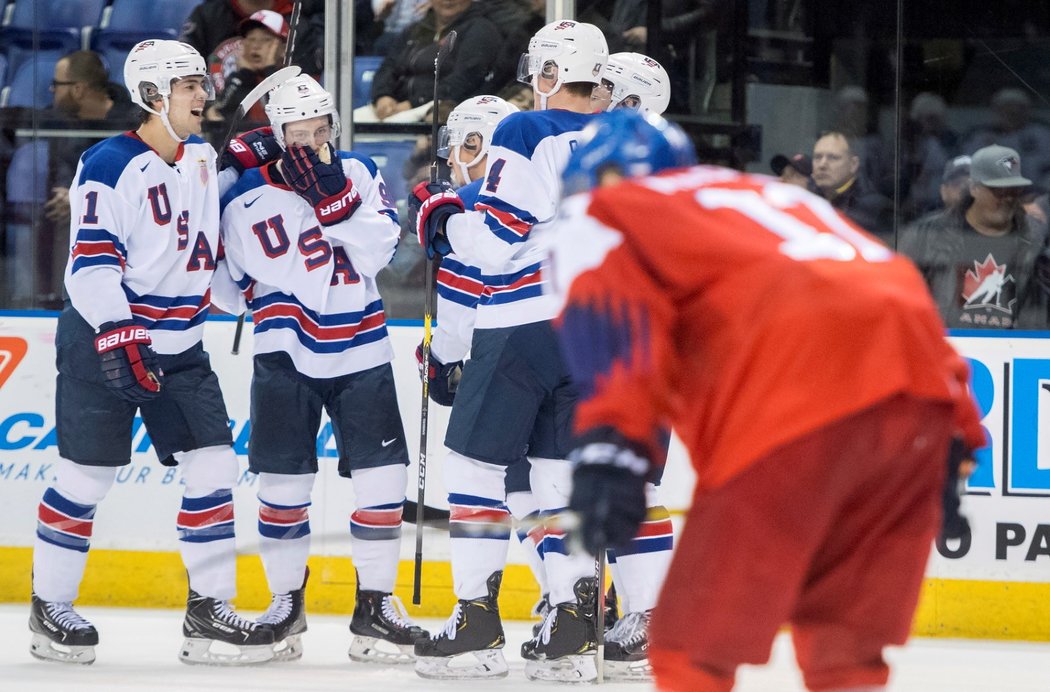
[94,320,163,403]
[409,180,462,259]
[221,126,280,173]
[415,342,463,406]
[281,145,361,226]
[568,428,650,557]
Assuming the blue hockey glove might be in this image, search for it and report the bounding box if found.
[94,320,163,403]
[221,126,280,173]
[415,343,463,406]
[409,180,462,259]
[568,429,650,557]
[281,144,361,226]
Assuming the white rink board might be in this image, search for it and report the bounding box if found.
[1,315,1050,581]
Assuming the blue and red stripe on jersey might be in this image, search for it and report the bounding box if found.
[437,257,484,308]
[449,493,511,540]
[177,491,235,543]
[70,228,126,273]
[475,199,539,245]
[479,261,545,306]
[610,506,674,557]
[36,488,95,553]
[350,501,403,541]
[538,507,573,556]
[250,293,389,354]
[258,499,311,540]
[123,287,211,332]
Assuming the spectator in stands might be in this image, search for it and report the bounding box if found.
[811,130,893,242]
[899,93,955,222]
[769,151,812,188]
[960,88,1050,191]
[939,155,972,212]
[370,0,429,56]
[205,10,287,124]
[359,0,505,123]
[180,0,324,78]
[898,145,1049,329]
[829,85,894,198]
[38,51,136,309]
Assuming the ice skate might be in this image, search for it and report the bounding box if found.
[522,576,598,683]
[258,569,309,662]
[29,594,98,665]
[531,592,551,636]
[348,583,429,664]
[604,609,652,681]
[415,570,508,679]
[179,589,275,666]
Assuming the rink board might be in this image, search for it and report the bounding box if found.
[1,314,1049,637]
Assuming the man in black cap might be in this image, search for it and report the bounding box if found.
[769,152,812,188]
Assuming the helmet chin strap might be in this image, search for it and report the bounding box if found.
[534,77,563,111]
[143,95,188,143]
[453,147,487,186]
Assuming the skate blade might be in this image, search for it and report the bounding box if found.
[348,635,415,664]
[415,649,509,680]
[604,658,653,682]
[271,634,304,662]
[30,633,96,665]
[525,654,597,683]
[179,637,275,666]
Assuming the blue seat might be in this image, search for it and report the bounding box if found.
[6,140,50,205]
[90,31,145,88]
[4,53,64,108]
[353,55,384,109]
[104,0,201,34]
[352,138,417,204]
[6,0,107,29]
[1,28,81,79]
[0,54,7,89]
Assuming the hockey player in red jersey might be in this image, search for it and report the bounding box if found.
[550,111,986,692]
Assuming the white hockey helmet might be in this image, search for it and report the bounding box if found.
[124,39,214,110]
[518,20,608,107]
[438,95,519,184]
[603,52,671,116]
[264,74,341,150]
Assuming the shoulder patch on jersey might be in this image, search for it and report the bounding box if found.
[220,169,268,215]
[77,133,152,189]
[340,150,380,178]
[492,110,596,159]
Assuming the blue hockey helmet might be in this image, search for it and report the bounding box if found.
[562,109,697,197]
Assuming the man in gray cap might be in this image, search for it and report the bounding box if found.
[899,144,1049,329]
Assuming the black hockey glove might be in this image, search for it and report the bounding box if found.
[94,320,163,403]
[409,180,461,259]
[281,144,361,226]
[221,126,281,173]
[941,436,972,541]
[415,343,463,406]
[568,430,651,557]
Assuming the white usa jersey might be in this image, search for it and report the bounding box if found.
[215,151,400,379]
[65,133,220,355]
[444,109,597,329]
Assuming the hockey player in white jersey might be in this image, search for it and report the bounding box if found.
[213,74,428,664]
[410,20,609,682]
[29,39,273,667]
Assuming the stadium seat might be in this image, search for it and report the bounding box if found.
[353,56,384,109]
[0,53,7,90]
[6,0,106,30]
[3,53,63,108]
[103,0,201,34]
[6,139,49,205]
[4,138,51,306]
[352,138,417,204]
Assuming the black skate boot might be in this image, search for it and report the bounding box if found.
[604,609,652,681]
[348,580,429,664]
[258,568,309,662]
[522,576,599,683]
[530,592,551,636]
[29,593,99,665]
[179,588,275,666]
[414,570,508,680]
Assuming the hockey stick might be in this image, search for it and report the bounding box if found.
[231,0,305,355]
[402,499,450,529]
[595,548,606,684]
[413,29,458,606]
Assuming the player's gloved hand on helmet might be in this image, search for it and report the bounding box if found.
[221,126,280,173]
[281,144,361,226]
[941,436,974,541]
[409,180,462,259]
[568,428,650,557]
[94,320,164,404]
[415,342,463,406]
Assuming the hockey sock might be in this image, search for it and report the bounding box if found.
[608,501,674,613]
[177,446,239,601]
[446,452,510,600]
[349,465,406,593]
[258,472,314,594]
[33,459,116,602]
[506,491,548,598]
[530,456,596,605]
